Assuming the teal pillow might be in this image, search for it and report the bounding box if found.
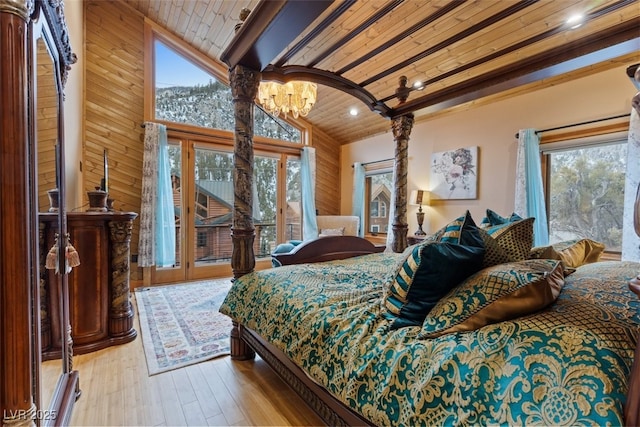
[479,209,523,229]
[382,211,485,329]
[271,242,297,267]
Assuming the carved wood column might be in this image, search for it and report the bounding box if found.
[390,114,414,253]
[0,1,37,424]
[229,65,260,279]
[108,215,137,339]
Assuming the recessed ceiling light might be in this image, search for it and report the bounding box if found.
[413,81,424,90]
[566,14,584,29]
[349,107,358,116]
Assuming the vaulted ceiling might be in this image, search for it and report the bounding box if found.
[124,0,640,144]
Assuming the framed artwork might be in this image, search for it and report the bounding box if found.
[430,146,478,200]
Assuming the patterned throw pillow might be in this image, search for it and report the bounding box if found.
[477,217,535,267]
[382,211,485,329]
[419,258,564,338]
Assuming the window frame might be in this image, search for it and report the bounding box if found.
[144,22,308,280]
[540,121,629,259]
[363,160,394,236]
[143,20,312,147]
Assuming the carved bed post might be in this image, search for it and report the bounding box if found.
[389,76,414,253]
[227,7,260,360]
[0,1,37,424]
[390,114,413,253]
[229,65,260,280]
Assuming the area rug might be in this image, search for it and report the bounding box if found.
[134,278,232,375]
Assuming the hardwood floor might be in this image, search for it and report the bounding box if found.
[41,298,324,426]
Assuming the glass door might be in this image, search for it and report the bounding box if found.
[153,139,186,283]
[189,145,235,278]
[153,140,301,283]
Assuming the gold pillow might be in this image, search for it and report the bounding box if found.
[554,239,605,268]
[529,238,605,268]
[419,259,564,338]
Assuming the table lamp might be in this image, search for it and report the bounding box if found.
[410,189,430,236]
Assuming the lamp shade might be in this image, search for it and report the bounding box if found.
[410,190,430,206]
[627,63,640,90]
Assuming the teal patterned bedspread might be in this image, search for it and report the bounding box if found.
[219,254,640,426]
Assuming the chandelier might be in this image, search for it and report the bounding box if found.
[258,81,317,119]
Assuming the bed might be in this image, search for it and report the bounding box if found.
[220,211,640,426]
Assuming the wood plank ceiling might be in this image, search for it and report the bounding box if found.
[124,0,640,144]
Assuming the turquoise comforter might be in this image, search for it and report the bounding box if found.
[219,254,640,426]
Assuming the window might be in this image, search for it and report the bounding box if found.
[147,27,306,282]
[153,38,302,142]
[543,135,627,252]
[366,170,393,234]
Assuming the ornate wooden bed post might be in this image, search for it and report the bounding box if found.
[228,8,260,359]
[229,65,260,280]
[0,0,37,424]
[389,76,414,253]
[624,66,640,426]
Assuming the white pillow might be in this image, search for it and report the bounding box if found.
[319,227,345,237]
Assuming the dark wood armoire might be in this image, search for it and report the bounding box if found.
[0,1,79,425]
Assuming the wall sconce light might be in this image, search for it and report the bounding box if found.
[409,189,430,236]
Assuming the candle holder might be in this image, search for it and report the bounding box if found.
[87,187,108,212]
[47,188,59,212]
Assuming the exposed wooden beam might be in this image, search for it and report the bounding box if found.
[220,0,334,71]
[274,0,356,68]
[305,0,404,69]
[391,31,640,118]
[335,0,467,76]
[359,0,538,88]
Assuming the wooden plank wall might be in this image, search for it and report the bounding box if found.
[84,1,145,262]
[36,40,58,212]
[312,126,341,216]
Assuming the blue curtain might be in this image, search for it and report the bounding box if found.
[516,129,549,246]
[155,125,176,267]
[352,163,365,237]
[301,147,318,240]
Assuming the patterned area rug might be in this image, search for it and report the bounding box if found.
[134,278,232,376]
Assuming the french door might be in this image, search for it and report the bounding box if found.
[153,137,301,284]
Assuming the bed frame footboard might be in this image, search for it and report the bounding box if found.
[232,322,371,427]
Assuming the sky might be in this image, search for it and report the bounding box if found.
[155,40,215,88]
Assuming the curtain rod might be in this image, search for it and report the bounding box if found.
[352,158,394,168]
[514,113,630,139]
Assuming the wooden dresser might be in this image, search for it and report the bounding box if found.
[39,211,138,360]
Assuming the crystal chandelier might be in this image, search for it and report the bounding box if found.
[258,81,317,119]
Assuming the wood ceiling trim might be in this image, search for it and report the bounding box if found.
[220,0,334,71]
[334,0,467,76]
[359,0,538,88]
[376,0,637,104]
[391,30,640,118]
[305,0,404,69]
[273,0,356,68]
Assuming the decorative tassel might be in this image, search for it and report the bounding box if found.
[45,235,59,270]
[66,241,81,268]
